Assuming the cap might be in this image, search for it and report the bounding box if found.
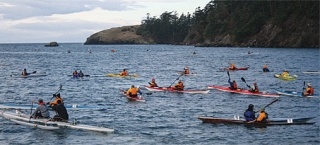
[307,83,311,86]
[38,99,43,103]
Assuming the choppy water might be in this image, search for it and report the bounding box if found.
[0,43,319,145]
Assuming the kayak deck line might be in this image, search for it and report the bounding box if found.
[208,85,279,97]
[144,86,210,94]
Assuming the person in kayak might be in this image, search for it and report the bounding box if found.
[78,70,84,77]
[21,68,28,76]
[48,93,64,107]
[51,100,69,122]
[184,67,190,74]
[173,80,184,90]
[228,78,238,90]
[254,108,268,122]
[72,70,78,77]
[120,69,128,76]
[126,85,142,98]
[262,64,270,72]
[31,99,50,119]
[281,70,289,77]
[244,104,255,121]
[249,82,259,92]
[303,83,314,96]
[149,78,158,87]
[229,63,237,70]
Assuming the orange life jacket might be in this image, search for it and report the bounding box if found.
[127,87,138,96]
[50,98,63,106]
[306,87,314,95]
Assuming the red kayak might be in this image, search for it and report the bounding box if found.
[207,85,279,97]
[120,90,146,102]
[144,86,210,94]
[221,66,249,71]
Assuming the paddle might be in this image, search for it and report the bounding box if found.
[301,81,306,96]
[241,77,251,89]
[168,73,183,88]
[227,71,230,80]
[29,101,34,121]
[49,85,63,101]
[262,98,279,110]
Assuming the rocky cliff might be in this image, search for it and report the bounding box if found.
[84,25,154,45]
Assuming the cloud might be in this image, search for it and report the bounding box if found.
[0,0,141,20]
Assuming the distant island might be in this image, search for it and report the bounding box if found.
[44,42,59,47]
[84,1,319,48]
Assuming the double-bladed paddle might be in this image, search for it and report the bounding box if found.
[241,77,251,89]
[168,73,183,88]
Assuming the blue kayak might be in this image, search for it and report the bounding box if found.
[276,90,318,98]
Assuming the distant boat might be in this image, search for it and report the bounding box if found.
[44,42,59,47]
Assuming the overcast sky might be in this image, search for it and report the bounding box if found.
[0,0,210,43]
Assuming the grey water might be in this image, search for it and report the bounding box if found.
[0,43,319,145]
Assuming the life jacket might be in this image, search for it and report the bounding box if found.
[127,87,138,96]
[150,82,158,87]
[50,98,63,106]
[256,112,268,122]
[307,87,314,95]
[22,71,27,76]
[184,69,189,74]
[73,71,78,77]
[120,71,128,76]
[232,82,237,89]
[230,64,236,70]
[174,82,184,90]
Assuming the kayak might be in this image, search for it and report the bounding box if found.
[302,71,320,74]
[1,109,114,133]
[106,73,138,78]
[220,66,250,71]
[67,75,90,77]
[0,104,103,110]
[120,90,146,102]
[177,72,197,76]
[276,90,318,98]
[274,74,297,81]
[197,116,315,126]
[144,86,210,94]
[208,85,279,97]
[11,73,47,78]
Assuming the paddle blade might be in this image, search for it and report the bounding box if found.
[227,71,230,77]
[241,77,246,83]
[32,71,37,74]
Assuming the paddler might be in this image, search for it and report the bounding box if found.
[120,69,128,76]
[228,78,238,90]
[303,83,314,96]
[21,68,28,76]
[229,63,237,70]
[78,70,84,77]
[249,82,259,93]
[149,78,158,87]
[48,93,64,107]
[184,67,190,74]
[262,64,270,72]
[51,100,69,122]
[173,80,184,91]
[244,104,256,121]
[253,108,268,122]
[126,85,142,98]
[31,99,50,119]
[72,70,78,77]
[281,70,289,77]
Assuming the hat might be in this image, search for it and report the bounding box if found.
[307,83,311,86]
[260,108,265,111]
[38,99,43,103]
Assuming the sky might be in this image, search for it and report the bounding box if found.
[0,0,210,43]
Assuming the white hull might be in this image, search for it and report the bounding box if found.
[1,110,114,133]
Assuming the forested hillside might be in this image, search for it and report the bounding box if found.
[136,1,319,47]
[85,1,319,48]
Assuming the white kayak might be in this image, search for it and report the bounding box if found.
[1,110,114,133]
[11,73,47,78]
[0,104,102,110]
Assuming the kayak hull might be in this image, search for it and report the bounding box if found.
[120,90,146,102]
[11,74,47,78]
[274,74,297,81]
[106,73,138,78]
[198,116,315,126]
[276,90,318,98]
[222,66,250,71]
[144,86,210,94]
[0,104,102,110]
[208,85,279,97]
[1,110,114,133]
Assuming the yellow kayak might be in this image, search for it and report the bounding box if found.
[274,74,297,81]
[106,73,139,78]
